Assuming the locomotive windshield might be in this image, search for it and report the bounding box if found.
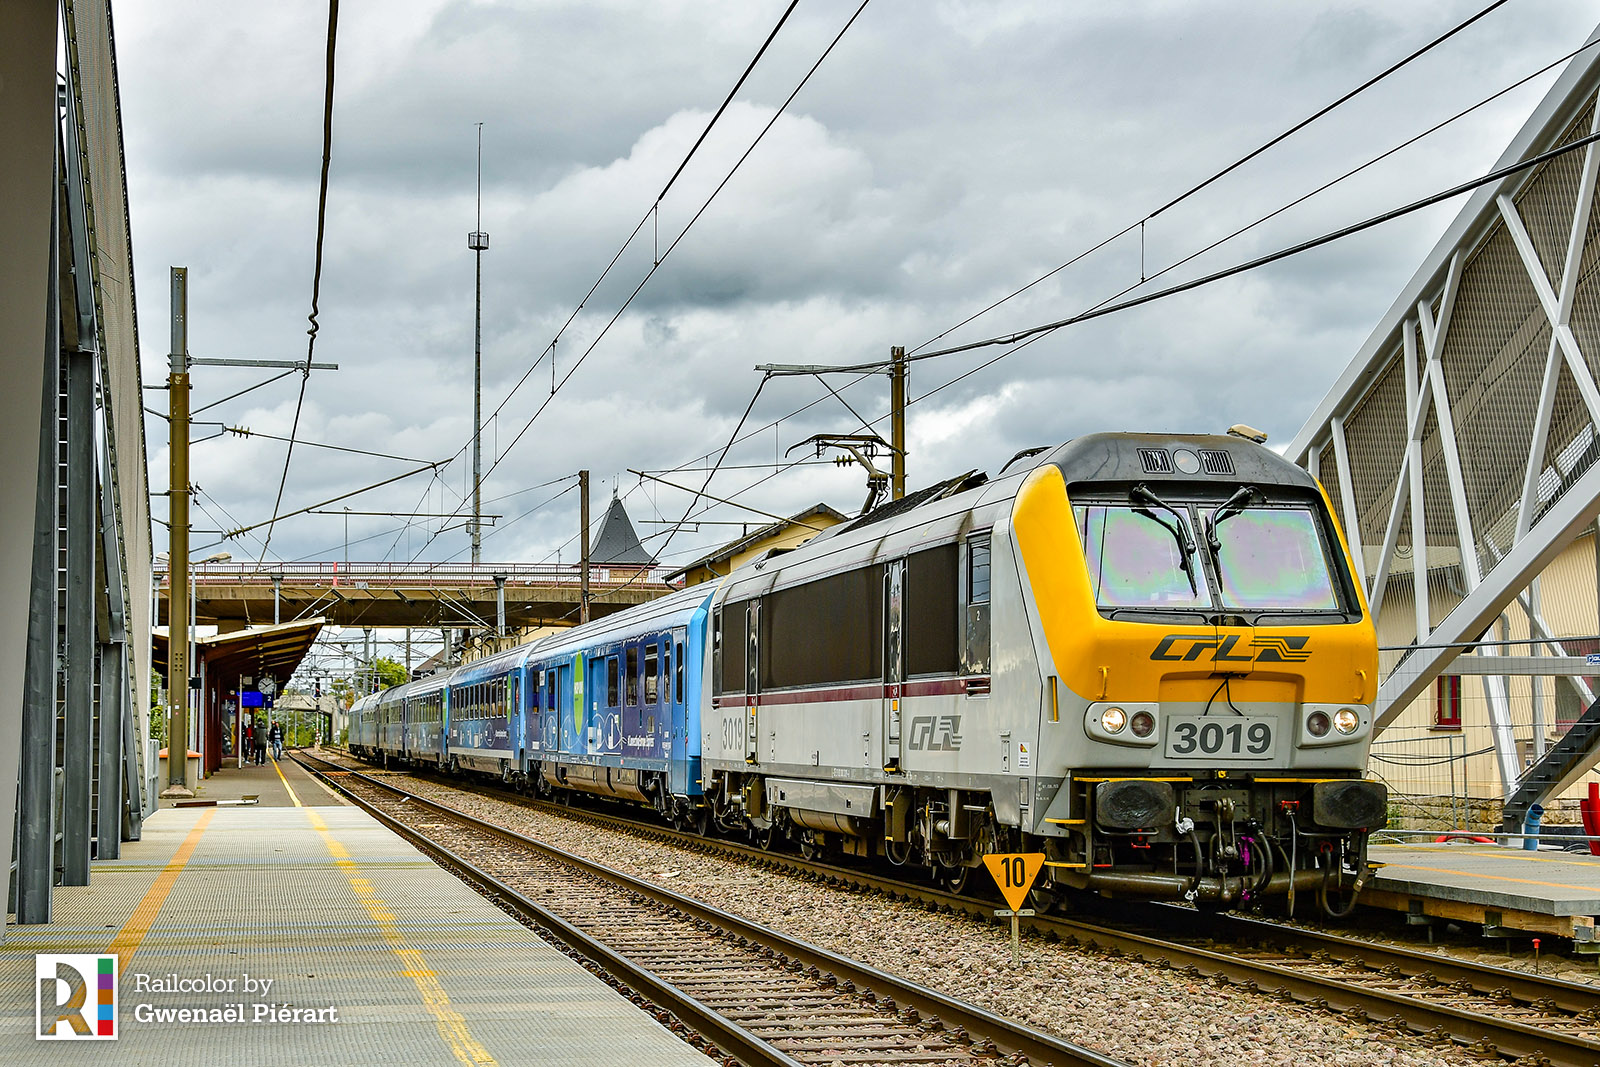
[1210,506,1338,610]
[1077,505,1213,609]
[1076,493,1348,617]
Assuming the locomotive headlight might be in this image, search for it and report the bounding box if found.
[1129,710,1156,738]
[1100,706,1128,734]
[1333,708,1361,735]
[1305,710,1332,737]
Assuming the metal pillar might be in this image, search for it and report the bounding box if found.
[271,572,282,625]
[494,573,507,637]
[889,346,906,500]
[579,469,591,624]
[16,144,62,923]
[97,641,126,860]
[61,346,95,884]
[162,267,193,796]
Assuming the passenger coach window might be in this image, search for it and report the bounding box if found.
[760,567,884,689]
[626,647,640,705]
[675,641,685,704]
[907,544,959,676]
[644,645,659,703]
[607,657,620,708]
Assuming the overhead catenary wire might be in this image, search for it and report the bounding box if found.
[311,0,821,570]
[257,0,341,565]
[881,37,1600,421]
[899,124,1600,367]
[225,426,433,465]
[401,1,873,566]
[910,0,1516,358]
[424,0,813,496]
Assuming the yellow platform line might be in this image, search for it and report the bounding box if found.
[106,809,215,963]
[271,756,303,807]
[1382,862,1600,895]
[305,808,498,1066]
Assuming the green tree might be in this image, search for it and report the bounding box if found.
[372,657,408,689]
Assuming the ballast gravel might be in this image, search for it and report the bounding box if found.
[333,763,1489,1067]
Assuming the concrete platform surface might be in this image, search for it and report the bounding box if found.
[162,748,345,808]
[1367,840,1600,940]
[2,801,715,1065]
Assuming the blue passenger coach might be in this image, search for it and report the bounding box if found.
[523,584,711,821]
[348,691,378,757]
[402,674,448,767]
[446,644,532,777]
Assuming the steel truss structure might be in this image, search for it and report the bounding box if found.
[10,1,154,923]
[1291,28,1600,805]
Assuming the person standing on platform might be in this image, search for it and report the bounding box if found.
[270,720,284,760]
[243,720,254,762]
[253,717,268,765]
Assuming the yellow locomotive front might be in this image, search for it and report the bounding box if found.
[1012,431,1383,913]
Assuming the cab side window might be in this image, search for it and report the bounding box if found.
[963,533,992,675]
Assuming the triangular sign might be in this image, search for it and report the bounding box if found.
[981,852,1046,911]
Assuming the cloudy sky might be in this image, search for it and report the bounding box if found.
[119,0,1599,588]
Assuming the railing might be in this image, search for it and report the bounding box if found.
[159,562,677,590]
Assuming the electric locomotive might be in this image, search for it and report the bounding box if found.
[698,431,1383,912]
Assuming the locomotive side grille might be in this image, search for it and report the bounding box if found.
[1138,448,1173,474]
[1199,449,1235,475]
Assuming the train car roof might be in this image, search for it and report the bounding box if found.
[449,642,536,686]
[526,582,714,661]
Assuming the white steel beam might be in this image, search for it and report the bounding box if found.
[1404,325,1431,641]
[1497,193,1600,426]
[1377,454,1600,727]
[1516,337,1564,541]
[1290,29,1600,465]
[1330,417,1365,583]
[1418,254,1482,589]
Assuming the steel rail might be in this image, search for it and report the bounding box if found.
[330,755,1600,1066]
[297,754,801,1067]
[297,753,1127,1067]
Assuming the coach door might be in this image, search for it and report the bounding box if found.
[744,600,760,763]
[882,559,905,772]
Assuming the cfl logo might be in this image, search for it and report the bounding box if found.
[36,955,116,1040]
[908,714,963,752]
[1150,634,1311,663]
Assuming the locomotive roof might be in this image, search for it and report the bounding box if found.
[1046,432,1315,490]
[715,430,1314,601]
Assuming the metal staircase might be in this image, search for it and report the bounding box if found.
[1501,695,1600,833]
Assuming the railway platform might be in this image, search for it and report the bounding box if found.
[1366,839,1600,948]
[2,753,714,1064]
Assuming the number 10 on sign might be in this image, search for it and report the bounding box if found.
[982,853,1044,966]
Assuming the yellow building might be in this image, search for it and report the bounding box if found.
[664,503,849,587]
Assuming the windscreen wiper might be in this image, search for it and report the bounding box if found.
[1205,485,1263,560]
[1130,483,1198,596]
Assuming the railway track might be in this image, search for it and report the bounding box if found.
[320,752,1600,1066]
[295,752,1126,1067]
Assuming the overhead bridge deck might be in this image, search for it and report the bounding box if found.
[157,562,677,629]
